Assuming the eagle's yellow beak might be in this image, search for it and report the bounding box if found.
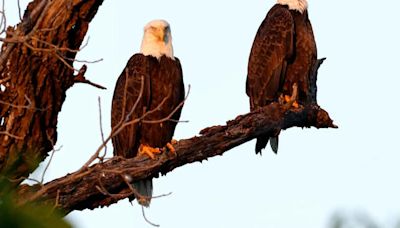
[150,27,164,42]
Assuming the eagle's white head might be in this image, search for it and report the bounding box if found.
[277,0,308,13]
[140,19,174,60]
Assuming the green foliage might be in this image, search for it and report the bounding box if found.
[0,179,71,228]
[329,211,400,228]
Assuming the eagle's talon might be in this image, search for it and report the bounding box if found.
[292,101,299,108]
[284,95,291,103]
[283,95,299,108]
[139,144,162,160]
[166,142,177,156]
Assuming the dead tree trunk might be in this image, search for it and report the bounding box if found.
[0,0,104,181]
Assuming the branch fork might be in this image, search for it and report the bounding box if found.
[73,64,106,90]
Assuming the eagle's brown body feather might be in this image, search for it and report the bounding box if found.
[246,4,317,154]
[111,53,184,205]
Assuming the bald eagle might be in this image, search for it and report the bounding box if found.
[111,20,184,206]
[246,0,317,154]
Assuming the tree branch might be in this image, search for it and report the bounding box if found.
[73,64,106,90]
[17,103,336,214]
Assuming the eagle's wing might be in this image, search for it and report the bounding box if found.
[162,56,185,128]
[111,54,154,158]
[141,56,185,147]
[246,5,294,111]
[283,10,317,104]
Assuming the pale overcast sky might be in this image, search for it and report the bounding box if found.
[4,0,400,227]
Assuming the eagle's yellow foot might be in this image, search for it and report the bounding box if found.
[284,95,291,103]
[166,139,178,156]
[138,144,161,159]
[284,95,299,108]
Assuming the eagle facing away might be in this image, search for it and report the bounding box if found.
[246,0,317,154]
[111,20,185,206]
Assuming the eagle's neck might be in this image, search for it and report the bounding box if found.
[277,0,308,13]
[140,32,174,60]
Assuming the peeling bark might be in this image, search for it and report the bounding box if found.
[0,0,104,181]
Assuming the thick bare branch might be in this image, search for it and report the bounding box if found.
[17,103,336,214]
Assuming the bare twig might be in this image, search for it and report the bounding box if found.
[17,0,22,22]
[98,97,107,161]
[125,74,145,122]
[142,85,190,124]
[1,34,102,73]
[62,55,103,64]
[41,132,62,184]
[80,80,189,171]
[54,51,77,71]
[120,173,144,199]
[0,130,23,139]
[0,94,48,111]
[79,36,91,51]
[0,0,50,72]
[0,0,6,35]
[0,5,101,74]
[79,73,145,170]
[9,176,42,185]
[96,176,132,199]
[142,206,160,227]
[31,36,82,53]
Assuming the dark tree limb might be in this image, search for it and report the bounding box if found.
[17,103,336,214]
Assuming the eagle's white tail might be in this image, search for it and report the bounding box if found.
[270,136,279,154]
[133,179,153,207]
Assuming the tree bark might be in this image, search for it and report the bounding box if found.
[0,0,104,181]
[17,103,336,214]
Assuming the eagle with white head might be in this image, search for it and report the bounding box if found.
[246,0,317,154]
[111,19,185,206]
[141,19,174,59]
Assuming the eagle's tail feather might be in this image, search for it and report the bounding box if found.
[270,136,279,154]
[255,136,279,154]
[133,178,153,207]
[255,136,269,155]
